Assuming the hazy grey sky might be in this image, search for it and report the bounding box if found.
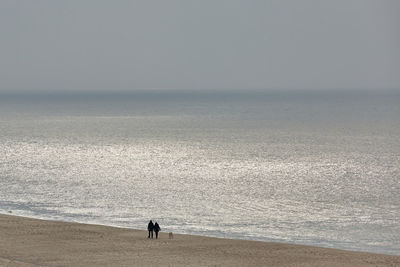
[1,0,399,92]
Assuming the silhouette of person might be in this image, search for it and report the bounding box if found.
[147,220,154,238]
[154,222,161,239]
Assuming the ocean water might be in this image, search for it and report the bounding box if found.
[0,89,399,255]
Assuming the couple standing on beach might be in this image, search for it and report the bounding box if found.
[147,220,161,239]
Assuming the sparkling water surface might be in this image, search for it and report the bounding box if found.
[0,90,399,255]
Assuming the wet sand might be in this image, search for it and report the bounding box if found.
[0,214,399,266]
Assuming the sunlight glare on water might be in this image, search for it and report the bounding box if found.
[0,90,399,255]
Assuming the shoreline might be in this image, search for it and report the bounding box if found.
[2,212,397,256]
[1,214,399,266]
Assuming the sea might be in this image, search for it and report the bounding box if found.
[0,89,399,255]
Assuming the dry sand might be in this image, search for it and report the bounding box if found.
[0,214,398,267]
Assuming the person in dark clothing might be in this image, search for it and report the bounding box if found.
[154,222,161,239]
[147,220,154,238]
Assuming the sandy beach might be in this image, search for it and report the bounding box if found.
[0,214,398,266]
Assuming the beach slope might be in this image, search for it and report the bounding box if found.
[0,214,398,266]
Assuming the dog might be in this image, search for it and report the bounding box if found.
[169,232,173,239]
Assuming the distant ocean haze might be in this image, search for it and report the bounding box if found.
[0,89,399,255]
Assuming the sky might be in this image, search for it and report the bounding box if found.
[0,0,399,92]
